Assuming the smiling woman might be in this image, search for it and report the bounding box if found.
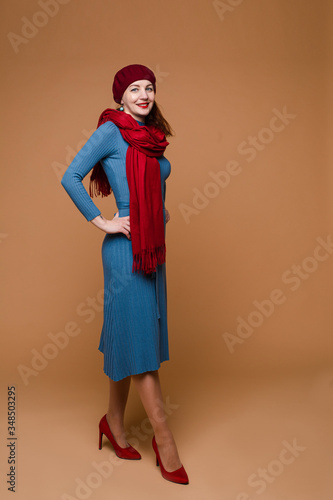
[121,80,155,121]
[61,64,188,485]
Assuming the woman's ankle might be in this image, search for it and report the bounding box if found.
[154,427,175,445]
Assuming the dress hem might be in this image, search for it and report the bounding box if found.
[98,351,170,382]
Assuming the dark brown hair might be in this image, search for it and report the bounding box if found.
[89,104,173,198]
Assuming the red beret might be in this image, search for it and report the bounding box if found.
[112,64,156,104]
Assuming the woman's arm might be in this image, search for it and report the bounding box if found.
[61,121,118,222]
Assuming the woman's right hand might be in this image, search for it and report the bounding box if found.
[90,212,131,239]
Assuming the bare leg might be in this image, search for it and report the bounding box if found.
[107,376,131,448]
[132,370,182,472]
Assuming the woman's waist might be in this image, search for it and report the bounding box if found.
[117,202,166,218]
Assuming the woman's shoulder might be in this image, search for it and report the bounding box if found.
[92,120,123,149]
[97,120,120,135]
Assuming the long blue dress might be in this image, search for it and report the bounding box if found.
[61,120,171,381]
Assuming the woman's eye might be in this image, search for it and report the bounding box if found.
[130,87,153,92]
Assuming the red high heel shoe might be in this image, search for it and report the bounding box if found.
[98,414,141,460]
[152,436,189,484]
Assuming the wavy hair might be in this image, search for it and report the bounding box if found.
[89,103,173,198]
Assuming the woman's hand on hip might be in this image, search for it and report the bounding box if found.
[90,212,131,239]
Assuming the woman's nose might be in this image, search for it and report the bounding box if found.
[140,89,148,99]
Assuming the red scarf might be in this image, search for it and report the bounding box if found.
[90,109,169,275]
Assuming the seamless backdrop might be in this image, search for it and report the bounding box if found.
[1,1,333,499]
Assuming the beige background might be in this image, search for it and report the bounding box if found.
[1,0,333,499]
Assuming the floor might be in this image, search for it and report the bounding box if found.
[1,364,332,500]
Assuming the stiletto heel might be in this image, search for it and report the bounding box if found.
[152,436,189,485]
[98,414,141,460]
[99,429,103,450]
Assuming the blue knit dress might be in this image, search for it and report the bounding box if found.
[61,120,171,381]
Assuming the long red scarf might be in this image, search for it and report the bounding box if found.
[90,109,169,275]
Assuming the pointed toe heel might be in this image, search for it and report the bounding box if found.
[152,436,189,485]
[98,414,141,460]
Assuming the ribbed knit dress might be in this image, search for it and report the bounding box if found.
[61,119,171,381]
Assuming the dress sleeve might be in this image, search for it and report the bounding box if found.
[61,121,118,221]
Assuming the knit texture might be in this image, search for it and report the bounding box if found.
[61,121,171,381]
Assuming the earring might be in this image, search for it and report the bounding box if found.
[119,106,124,111]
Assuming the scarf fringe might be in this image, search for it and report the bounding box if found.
[132,245,166,275]
[89,163,111,198]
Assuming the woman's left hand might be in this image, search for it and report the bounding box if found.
[165,209,170,224]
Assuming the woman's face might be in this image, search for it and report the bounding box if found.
[121,79,155,123]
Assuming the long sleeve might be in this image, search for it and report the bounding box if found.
[61,121,119,221]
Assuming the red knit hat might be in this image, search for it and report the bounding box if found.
[112,64,156,104]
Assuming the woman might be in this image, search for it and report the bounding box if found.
[61,64,188,485]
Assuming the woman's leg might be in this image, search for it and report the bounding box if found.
[132,370,182,472]
[106,376,131,448]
